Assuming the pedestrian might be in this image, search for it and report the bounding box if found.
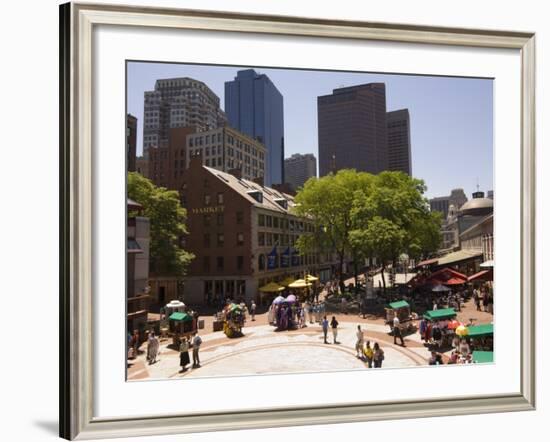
[373,342,385,368]
[250,300,256,321]
[482,291,489,312]
[146,331,160,365]
[474,289,481,311]
[419,318,427,342]
[363,341,374,368]
[432,324,443,348]
[341,296,348,314]
[322,315,329,344]
[308,302,314,324]
[393,315,405,346]
[459,339,470,358]
[131,329,140,358]
[179,336,190,372]
[355,325,365,357]
[429,351,443,365]
[330,316,339,344]
[191,331,202,368]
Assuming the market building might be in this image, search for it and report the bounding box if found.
[180,153,334,305]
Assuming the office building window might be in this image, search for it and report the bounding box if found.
[203,234,210,248]
[237,233,244,246]
[203,256,210,272]
[216,256,224,270]
[217,233,224,247]
[258,214,265,227]
[204,194,211,205]
[203,214,211,227]
[217,213,224,226]
[236,211,244,224]
[217,193,224,204]
[237,256,244,271]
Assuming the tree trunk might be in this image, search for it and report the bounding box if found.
[338,251,345,294]
[353,252,359,295]
[381,263,387,294]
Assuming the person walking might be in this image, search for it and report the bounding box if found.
[322,315,329,344]
[373,342,385,368]
[363,341,374,368]
[191,331,202,368]
[250,300,256,321]
[330,316,339,344]
[355,325,365,357]
[393,315,405,346]
[179,336,190,372]
[146,331,160,365]
[341,296,348,314]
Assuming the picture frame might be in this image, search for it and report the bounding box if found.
[59,2,536,440]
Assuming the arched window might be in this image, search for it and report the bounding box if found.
[259,254,265,271]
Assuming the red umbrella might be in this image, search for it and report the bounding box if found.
[448,319,461,330]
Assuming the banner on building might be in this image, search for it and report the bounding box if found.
[281,247,290,268]
[267,247,278,270]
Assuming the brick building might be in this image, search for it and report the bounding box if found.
[127,114,137,172]
[180,154,334,305]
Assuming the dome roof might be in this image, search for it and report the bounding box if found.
[459,197,493,215]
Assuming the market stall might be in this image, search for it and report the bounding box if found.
[259,281,285,305]
[471,350,494,364]
[385,300,417,334]
[423,308,457,347]
[466,323,494,351]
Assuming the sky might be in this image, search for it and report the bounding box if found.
[127,61,493,200]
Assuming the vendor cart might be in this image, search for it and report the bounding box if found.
[423,308,457,347]
[465,323,494,351]
[385,300,417,334]
[223,303,246,338]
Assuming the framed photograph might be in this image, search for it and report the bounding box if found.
[60,2,536,440]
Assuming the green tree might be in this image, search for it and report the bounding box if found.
[349,217,405,291]
[293,169,374,292]
[351,171,441,290]
[127,172,194,276]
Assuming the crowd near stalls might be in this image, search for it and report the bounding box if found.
[267,293,326,331]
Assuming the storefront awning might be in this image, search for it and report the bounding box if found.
[468,269,493,282]
[416,258,439,267]
[388,300,409,310]
[436,250,483,267]
[467,323,494,338]
[423,308,457,321]
[169,312,192,322]
[472,351,494,363]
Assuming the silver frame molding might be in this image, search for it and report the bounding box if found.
[59,2,536,440]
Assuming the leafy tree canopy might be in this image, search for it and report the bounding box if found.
[127,172,194,276]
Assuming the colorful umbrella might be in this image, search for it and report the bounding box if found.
[288,279,312,288]
[305,274,319,282]
[280,276,296,286]
[259,282,285,293]
[286,294,297,303]
[455,325,469,337]
[447,319,461,330]
[272,295,285,304]
[432,284,451,292]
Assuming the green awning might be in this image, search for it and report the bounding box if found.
[472,351,494,363]
[389,300,410,310]
[467,323,494,338]
[169,312,192,322]
[423,308,457,321]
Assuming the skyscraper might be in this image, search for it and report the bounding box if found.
[318,83,387,176]
[284,153,317,191]
[142,77,227,157]
[387,109,412,175]
[126,114,137,172]
[225,69,285,186]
